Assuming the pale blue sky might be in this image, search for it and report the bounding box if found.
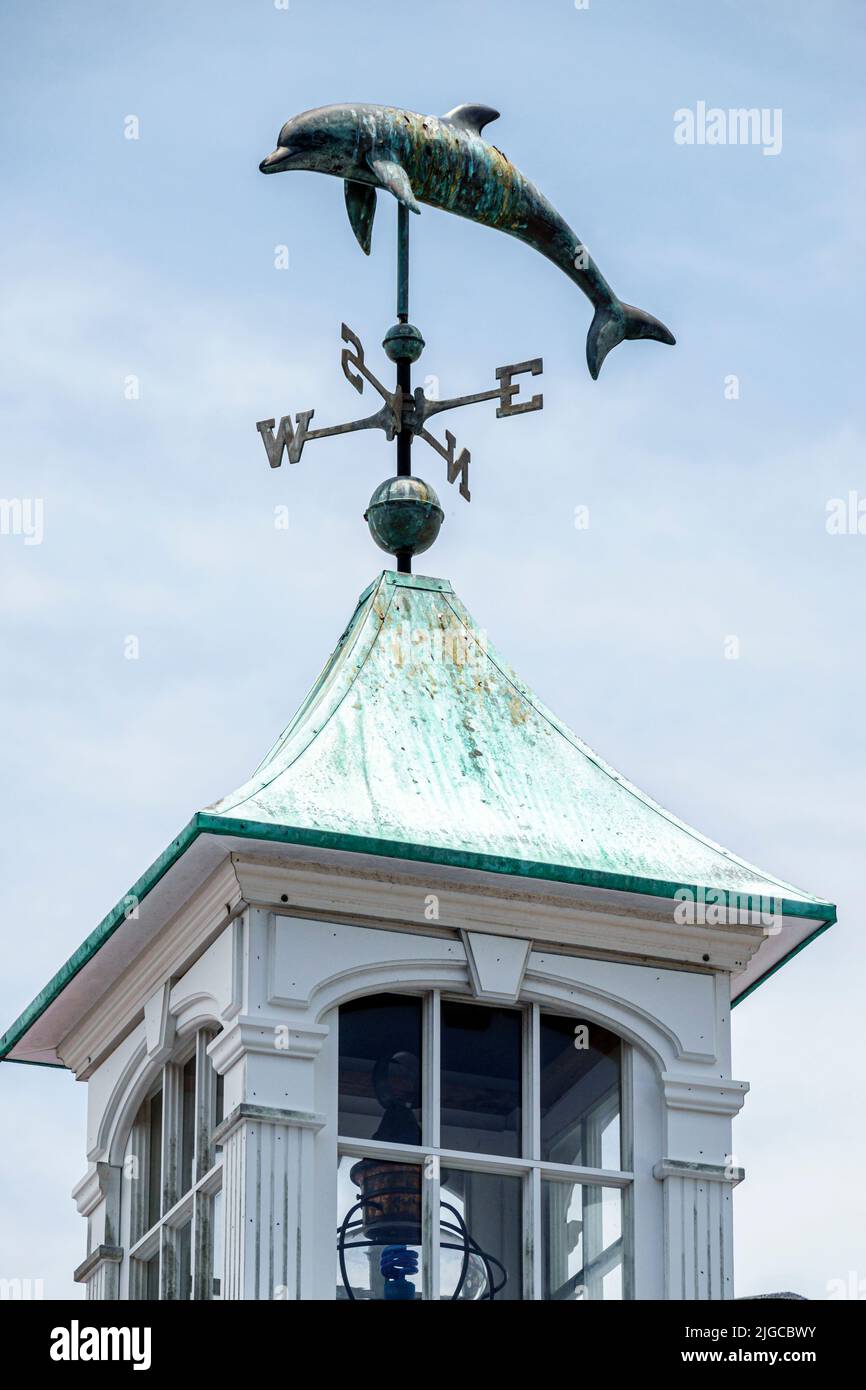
[1,0,863,1298]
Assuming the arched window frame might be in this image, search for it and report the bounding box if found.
[120,1026,225,1299]
[335,988,633,1300]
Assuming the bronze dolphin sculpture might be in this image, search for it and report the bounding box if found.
[260,102,675,379]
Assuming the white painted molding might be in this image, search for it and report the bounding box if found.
[170,992,223,1039]
[654,1159,745,1186]
[267,914,468,1015]
[94,1039,159,1167]
[525,949,717,1068]
[223,915,244,1022]
[60,858,244,1078]
[71,1165,105,1218]
[220,1108,320,1299]
[656,1165,737,1298]
[73,1245,122,1285]
[208,1014,329,1074]
[463,931,530,1003]
[234,854,765,977]
[143,982,175,1064]
[213,1102,327,1145]
[661,1074,749,1116]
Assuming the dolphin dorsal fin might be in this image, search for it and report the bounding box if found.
[442,103,500,135]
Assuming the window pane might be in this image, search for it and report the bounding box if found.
[336,1154,423,1300]
[147,1089,163,1231]
[180,1055,196,1195]
[542,1180,623,1300]
[177,1221,192,1301]
[440,1168,522,1300]
[338,995,422,1144]
[211,1189,223,1299]
[539,1013,621,1168]
[145,1253,160,1301]
[215,1070,225,1128]
[441,1001,522,1157]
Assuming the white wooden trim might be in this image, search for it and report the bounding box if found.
[60,860,244,1078]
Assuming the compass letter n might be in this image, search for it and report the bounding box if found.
[444,431,471,502]
[256,412,314,467]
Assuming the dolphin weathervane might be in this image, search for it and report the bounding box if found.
[260,101,675,379]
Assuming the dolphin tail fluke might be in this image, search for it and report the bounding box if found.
[586,301,676,380]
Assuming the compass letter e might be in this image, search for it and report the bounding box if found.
[496,359,543,417]
[256,411,315,467]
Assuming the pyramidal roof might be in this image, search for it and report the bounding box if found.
[208,570,832,915]
[1,569,835,1066]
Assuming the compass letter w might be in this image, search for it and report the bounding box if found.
[256,411,315,467]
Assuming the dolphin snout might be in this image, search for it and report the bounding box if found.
[259,147,291,173]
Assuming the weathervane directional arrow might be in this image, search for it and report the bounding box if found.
[256,322,543,504]
[255,197,548,573]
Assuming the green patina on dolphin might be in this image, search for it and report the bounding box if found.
[260,102,675,379]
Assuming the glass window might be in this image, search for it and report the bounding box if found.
[338,994,422,1144]
[539,1013,621,1168]
[211,1189,224,1299]
[124,1027,224,1300]
[441,1001,522,1157]
[145,1252,159,1301]
[215,1070,224,1129]
[177,1221,192,1301]
[541,1180,623,1301]
[336,994,629,1302]
[440,1168,522,1300]
[181,1054,196,1195]
[336,1155,423,1300]
[146,1089,162,1231]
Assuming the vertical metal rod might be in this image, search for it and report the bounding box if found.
[397,201,410,324]
[396,202,412,573]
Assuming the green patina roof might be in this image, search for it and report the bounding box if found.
[0,568,835,1065]
[207,570,833,916]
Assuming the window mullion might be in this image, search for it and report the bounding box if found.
[422,1155,441,1300]
[423,989,440,1149]
[161,1062,182,1215]
[527,1167,541,1300]
[524,1004,539,1300]
[159,1222,174,1300]
[422,991,441,1299]
[129,1113,147,1246]
[194,1029,215,1181]
[620,1042,634,1174]
[526,1003,540,1161]
[192,1186,209,1301]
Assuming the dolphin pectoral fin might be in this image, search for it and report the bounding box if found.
[369,159,421,213]
[344,180,377,254]
[586,301,676,379]
[442,103,501,135]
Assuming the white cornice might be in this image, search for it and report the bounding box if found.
[60,859,244,1079]
[207,1015,329,1073]
[233,854,766,976]
[212,1102,326,1146]
[654,1158,745,1186]
[661,1073,749,1116]
[71,1165,105,1217]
